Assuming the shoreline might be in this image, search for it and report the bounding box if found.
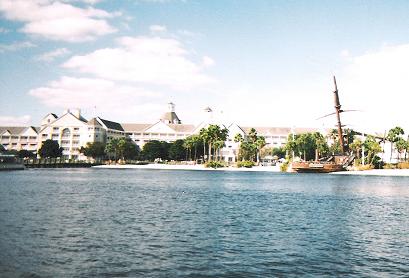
[93,164,282,172]
[331,169,409,177]
[93,164,409,176]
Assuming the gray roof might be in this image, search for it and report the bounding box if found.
[121,123,151,132]
[98,118,124,131]
[167,124,195,133]
[0,126,40,135]
[0,126,28,135]
[160,112,181,124]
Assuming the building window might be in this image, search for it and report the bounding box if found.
[62,128,71,139]
[53,127,59,131]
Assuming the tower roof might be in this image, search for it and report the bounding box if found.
[160,112,181,124]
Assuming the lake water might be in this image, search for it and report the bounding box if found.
[0,169,408,277]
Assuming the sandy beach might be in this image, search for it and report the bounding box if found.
[93,164,409,176]
[93,164,282,172]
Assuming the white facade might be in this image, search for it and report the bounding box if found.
[0,104,402,163]
[0,109,125,160]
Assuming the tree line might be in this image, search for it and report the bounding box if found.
[4,125,407,166]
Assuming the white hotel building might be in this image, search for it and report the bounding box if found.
[3,102,395,162]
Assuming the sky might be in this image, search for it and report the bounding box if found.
[1,0,409,133]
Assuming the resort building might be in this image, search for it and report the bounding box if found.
[0,102,401,163]
[0,126,39,153]
[1,109,124,160]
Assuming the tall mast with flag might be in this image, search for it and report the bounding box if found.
[333,76,345,154]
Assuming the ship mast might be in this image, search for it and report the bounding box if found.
[333,76,345,154]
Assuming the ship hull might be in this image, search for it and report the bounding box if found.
[291,162,345,173]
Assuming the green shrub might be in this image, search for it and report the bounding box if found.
[205,161,225,169]
[280,161,289,172]
[237,160,255,168]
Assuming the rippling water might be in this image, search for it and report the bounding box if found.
[1,169,408,277]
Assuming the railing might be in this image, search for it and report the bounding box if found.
[24,158,104,168]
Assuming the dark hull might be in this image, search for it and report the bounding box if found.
[0,163,25,171]
[291,162,345,173]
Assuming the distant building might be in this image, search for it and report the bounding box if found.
[0,109,124,160]
[0,103,397,162]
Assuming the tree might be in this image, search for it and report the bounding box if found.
[271,147,286,158]
[395,138,408,161]
[349,138,362,160]
[387,126,404,161]
[237,128,266,163]
[17,149,36,159]
[0,144,5,153]
[169,139,186,161]
[190,134,203,161]
[284,132,329,161]
[313,132,329,160]
[363,135,382,165]
[80,142,106,159]
[118,138,140,160]
[105,138,120,160]
[199,128,209,161]
[234,133,243,162]
[255,136,266,163]
[141,140,170,161]
[199,125,229,162]
[183,136,193,160]
[39,140,63,158]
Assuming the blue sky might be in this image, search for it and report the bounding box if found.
[1,0,409,132]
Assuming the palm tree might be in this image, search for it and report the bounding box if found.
[387,126,404,161]
[183,136,193,160]
[349,138,362,161]
[395,138,408,161]
[234,133,243,162]
[190,134,201,161]
[105,138,120,161]
[255,136,266,164]
[199,128,209,162]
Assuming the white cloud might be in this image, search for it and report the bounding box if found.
[28,76,164,121]
[35,48,71,62]
[0,0,117,42]
[202,56,215,67]
[339,44,409,131]
[0,115,31,126]
[149,24,167,33]
[0,41,36,52]
[62,36,215,90]
[340,49,350,57]
[64,0,102,4]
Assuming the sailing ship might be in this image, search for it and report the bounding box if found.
[291,76,354,173]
